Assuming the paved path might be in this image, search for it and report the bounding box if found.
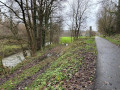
[94,37,120,90]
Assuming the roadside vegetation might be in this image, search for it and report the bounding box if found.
[101,34,120,46]
[0,0,98,89]
[97,0,120,44]
[0,37,97,90]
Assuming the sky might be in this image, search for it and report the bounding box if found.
[62,0,101,31]
[0,0,101,31]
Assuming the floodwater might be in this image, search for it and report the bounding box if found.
[2,51,30,67]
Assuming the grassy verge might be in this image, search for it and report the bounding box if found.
[10,44,58,73]
[0,43,58,79]
[28,38,97,89]
[0,37,97,90]
[101,34,120,46]
[0,57,53,89]
[0,45,66,89]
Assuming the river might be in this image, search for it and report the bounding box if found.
[2,51,30,67]
[2,42,51,67]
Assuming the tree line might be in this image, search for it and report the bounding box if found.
[0,0,64,56]
[97,0,120,36]
[0,0,96,57]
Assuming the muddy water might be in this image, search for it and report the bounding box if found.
[2,42,51,67]
[2,51,30,67]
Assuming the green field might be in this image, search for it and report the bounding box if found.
[60,36,87,44]
[60,37,73,44]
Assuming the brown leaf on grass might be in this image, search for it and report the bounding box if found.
[62,53,96,90]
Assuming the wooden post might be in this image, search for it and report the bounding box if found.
[90,26,92,37]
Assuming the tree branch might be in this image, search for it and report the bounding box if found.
[0,1,23,20]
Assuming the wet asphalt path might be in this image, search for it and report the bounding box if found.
[94,36,120,90]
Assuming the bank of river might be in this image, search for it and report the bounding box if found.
[2,42,51,67]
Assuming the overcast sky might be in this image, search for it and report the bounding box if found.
[0,0,101,31]
[62,0,101,31]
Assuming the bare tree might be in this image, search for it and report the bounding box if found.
[97,0,117,35]
[0,0,64,56]
[68,0,91,40]
[0,0,28,57]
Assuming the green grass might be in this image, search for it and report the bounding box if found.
[27,38,96,89]
[0,45,21,57]
[0,39,27,57]
[4,45,21,51]
[2,44,27,57]
[0,38,28,57]
[0,38,96,90]
[0,44,66,89]
[59,36,88,44]
[101,34,120,46]
[0,44,58,79]
[60,37,73,44]
[8,44,58,74]
[30,52,82,89]
[0,58,53,89]
[84,38,95,44]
